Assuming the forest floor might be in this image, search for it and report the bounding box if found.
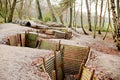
[71,28,120,79]
[0,23,120,79]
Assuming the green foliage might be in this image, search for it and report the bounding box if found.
[43,12,51,22]
[84,24,113,32]
[0,18,4,23]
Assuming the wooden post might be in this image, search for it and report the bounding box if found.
[52,70,56,80]
[90,69,95,80]
[61,46,65,79]
[7,38,10,45]
[19,34,22,46]
[43,58,46,71]
[58,40,61,51]
[78,63,84,80]
[54,51,58,80]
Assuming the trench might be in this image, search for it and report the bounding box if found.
[6,31,90,80]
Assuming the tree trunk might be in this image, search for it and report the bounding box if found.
[103,0,112,40]
[46,0,57,22]
[110,0,118,36]
[7,0,17,22]
[73,0,76,28]
[98,0,103,34]
[81,0,88,35]
[59,14,64,24]
[68,0,73,28]
[110,0,120,50]
[85,0,92,31]
[94,0,98,38]
[18,0,24,20]
[36,0,43,20]
[102,0,108,28]
[117,0,120,19]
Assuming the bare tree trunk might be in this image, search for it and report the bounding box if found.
[68,0,73,28]
[36,0,43,20]
[85,0,92,31]
[94,0,98,38]
[73,0,76,28]
[102,0,108,28]
[110,0,118,36]
[46,0,57,22]
[103,0,112,40]
[81,0,88,35]
[18,0,24,20]
[98,0,103,34]
[59,14,64,24]
[110,0,120,50]
[7,0,17,22]
[117,0,120,19]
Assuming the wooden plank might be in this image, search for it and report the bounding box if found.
[80,67,95,80]
[21,33,26,47]
[16,34,21,46]
[39,40,59,51]
[9,35,17,46]
[63,45,90,75]
[52,70,56,80]
[55,51,64,80]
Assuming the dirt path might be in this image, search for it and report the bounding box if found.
[0,23,31,43]
[0,44,52,80]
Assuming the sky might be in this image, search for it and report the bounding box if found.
[50,0,110,17]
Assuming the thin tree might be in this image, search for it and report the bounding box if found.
[102,0,108,28]
[98,0,103,34]
[81,0,88,35]
[17,0,24,20]
[46,0,57,22]
[110,0,117,37]
[117,0,120,19]
[103,0,112,40]
[36,0,43,20]
[73,0,76,28]
[0,0,8,22]
[94,0,98,38]
[8,0,17,22]
[68,0,73,28]
[85,0,92,31]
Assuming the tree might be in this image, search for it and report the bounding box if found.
[110,0,120,50]
[116,0,120,19]
[16,0,24,20]
[8,0,17,22]
[68,0,73,28]
[94,0,98,38]
[46,0,57,22]
[85,0,92,31]
[98,0,103,34]
[36,0,43,20]
[0,0,8,22]
[103,0,112,40]
[81,0,88,35]
[102,0,108,28]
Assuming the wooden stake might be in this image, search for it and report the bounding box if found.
[52,70,56,80]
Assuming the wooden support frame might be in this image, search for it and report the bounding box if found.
[78,63,96,80]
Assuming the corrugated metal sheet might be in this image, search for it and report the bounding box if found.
[63,45,90,75]
[45,56,55,78]
[55,51,63,80]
